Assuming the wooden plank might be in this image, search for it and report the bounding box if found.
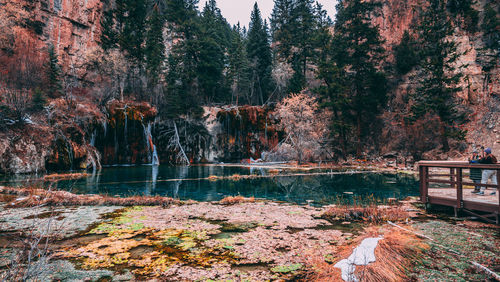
[450,168,455,188]
[428,198,498,213]
[428,196,456,207]
[457,168,463,209]
[419,165,425,203]
[428,179,457,184]
[497,169,500,214]
[462,182,499,188]
[424,166,429,204]
[419,161,500,169]
[419,164,499,222]
[462,201,499,213]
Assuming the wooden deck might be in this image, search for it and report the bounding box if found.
[418,161,500,224]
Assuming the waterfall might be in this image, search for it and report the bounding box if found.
[143,121,160,166]
[102,120,107,137]
[152,144,159,166]
[90,129,96,147]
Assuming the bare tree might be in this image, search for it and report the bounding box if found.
[274,93,330,163]
[85,47,130,102]
[0,186,62,281]
[0,86,31,124]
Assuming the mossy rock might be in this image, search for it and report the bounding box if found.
[221,222,258,232]
[162,236,183,246]
[271,263,303,273]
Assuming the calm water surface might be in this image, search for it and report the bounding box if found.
[3,166,419,205]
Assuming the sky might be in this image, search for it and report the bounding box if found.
[198,0,338,27]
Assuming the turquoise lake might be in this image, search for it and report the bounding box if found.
[2,166,419,205]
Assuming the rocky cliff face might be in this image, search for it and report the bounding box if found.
[1,0,103,79]
[0,99,158,174]
[204,106,282,162]
[374,0,500,156]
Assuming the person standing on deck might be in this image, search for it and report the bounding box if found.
[468,149,482,193]
[478,148,497,195]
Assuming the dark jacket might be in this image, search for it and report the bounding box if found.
[478,155,498,165]
[469,155,482,181]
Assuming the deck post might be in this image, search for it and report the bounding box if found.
[419,165,429,205]
[497,169,499,221]
[456,168,463,213]
[450,168,455,188]
[418,161,499,224]
[424,166,429,205]
[419,165,424,203]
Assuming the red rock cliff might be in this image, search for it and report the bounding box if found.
[373,0,499,156]
[1,0,103,79]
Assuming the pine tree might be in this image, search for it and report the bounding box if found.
[228,23,251,104]
[197,0,231,103]
[100,9,117,50]
[411,0,467,152]
[330,0,387,156]
[271,0,294,60]
[447,0,479,32]
[162,0,203,118]
[247,3,273,105]
[479,3,499,74]
[145,7,165,86]
[46,44,63,98]
[31,87,47,111]
[481,3,499,51]
[394,30,418,75]
[117,0,147,64]
[287,0,317,93]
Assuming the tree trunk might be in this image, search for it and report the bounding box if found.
[172,121,190,165]
[441,124,449,152]
[356,113,362,157]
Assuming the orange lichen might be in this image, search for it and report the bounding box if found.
[43,173,89,181]
[0,186,179,207]
[219,196,255,205]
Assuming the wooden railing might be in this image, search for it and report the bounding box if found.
[418,161,500,224]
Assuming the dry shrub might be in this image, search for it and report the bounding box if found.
[219,196,255,205]
[43,173,89,181]
[303,248,343,282]
[0,186,180,207]
[268,169,280,174]
[322,196,410,224]
[304,228,428,281]
[323,205,409,224]
[355,229,429,281]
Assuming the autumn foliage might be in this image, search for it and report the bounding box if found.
[272,93,331,163]
[219,196,255,205]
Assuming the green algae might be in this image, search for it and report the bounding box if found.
[409,221,500,281]
[270,263,303,273]
[62,207,240,278]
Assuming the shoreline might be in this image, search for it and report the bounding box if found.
[0,194,498,281]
